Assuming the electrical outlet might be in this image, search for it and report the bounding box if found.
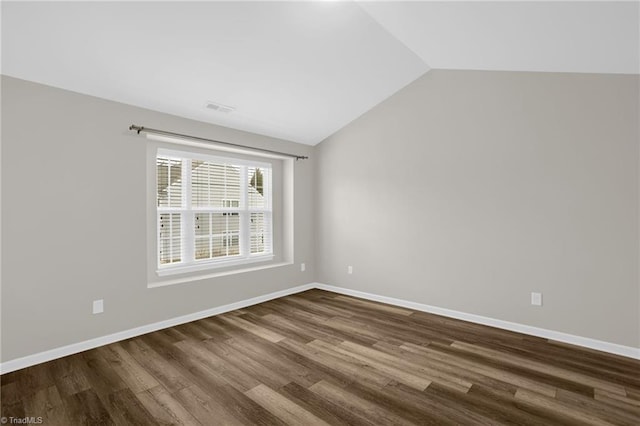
[301,263,306,272]
[531,292,542,306]
[93,299,104,314]
[348,266,353,275]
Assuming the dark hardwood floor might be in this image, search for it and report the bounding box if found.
[2,289,639,425]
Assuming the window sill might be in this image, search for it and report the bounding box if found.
[157,254,274,277]
[149,259,291,288]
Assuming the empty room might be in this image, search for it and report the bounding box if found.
[1,1,639,425]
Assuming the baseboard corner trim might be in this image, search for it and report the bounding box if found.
[314,283,640,360]
[0,282,316,374]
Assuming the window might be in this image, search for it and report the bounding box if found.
[156,149,272,274]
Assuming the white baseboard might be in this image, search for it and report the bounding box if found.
[314,283,640,360]
[0,283,315,374]
[2,281,638,374]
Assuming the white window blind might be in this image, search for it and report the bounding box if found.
[156,150,272,273]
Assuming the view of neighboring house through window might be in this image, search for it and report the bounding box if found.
[157,150,272,272]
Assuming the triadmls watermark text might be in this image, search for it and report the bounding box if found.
[1,417,44,424]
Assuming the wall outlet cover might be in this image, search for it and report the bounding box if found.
[531,292,542,306]
[93,299,104,314]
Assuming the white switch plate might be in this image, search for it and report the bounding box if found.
[301,263,306,272]
[531,292,542,306]
[348,266,353,274]
[93,299,104,314]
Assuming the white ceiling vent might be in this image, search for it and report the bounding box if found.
[205,101,235,114]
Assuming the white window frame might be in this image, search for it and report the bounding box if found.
[156,148,273,276]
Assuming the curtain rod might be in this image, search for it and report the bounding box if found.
[129,125,309,161]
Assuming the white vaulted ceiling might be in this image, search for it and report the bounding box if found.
[358,1,640,75]
[2,1,638,145]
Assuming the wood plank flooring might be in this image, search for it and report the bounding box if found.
[2,289,639,425]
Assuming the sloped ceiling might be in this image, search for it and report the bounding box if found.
[358,1,640,75]
[2,1,638,145]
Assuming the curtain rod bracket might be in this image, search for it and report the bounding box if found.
[129,124,144,134]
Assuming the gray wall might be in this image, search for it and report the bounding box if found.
[1,76,315,362]
[315,70,640,348]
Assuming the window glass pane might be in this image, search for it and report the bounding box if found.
[248,167,267,209]
[212,235,226,258]
[195,213,210,237]
[225,164,241,208]
[211,213,240,234]
[195,237,210,260]
[227,212,240,233]
[195,212,240,260]
[191,160,207,207]
[157,160,168,205]
[194,213,210,260]
[157,157,182,208]
[227,234,240,256]
[250,212,267,254]
[159,213,181,264]
[191,161,241,208]
[212,212,226,234]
